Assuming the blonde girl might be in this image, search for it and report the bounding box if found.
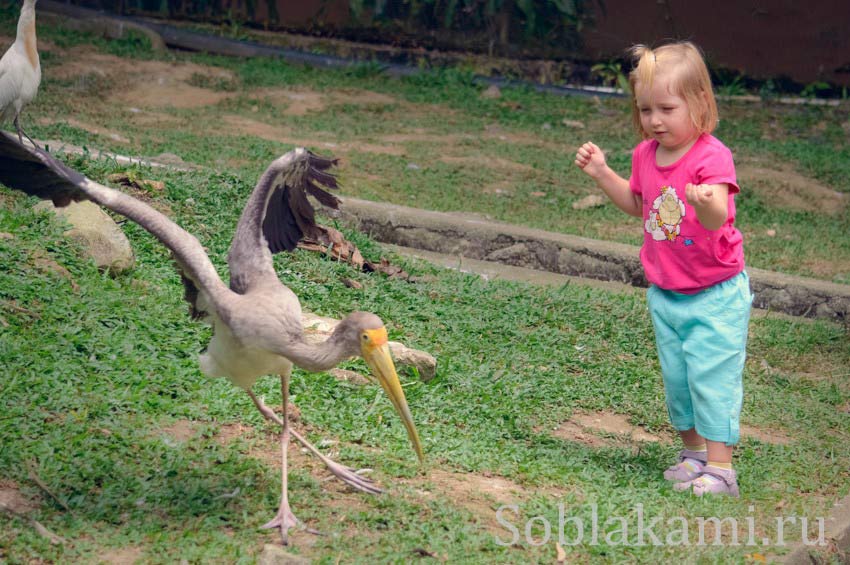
[575,42,752,496]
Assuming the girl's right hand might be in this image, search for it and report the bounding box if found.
[574,141,607,179]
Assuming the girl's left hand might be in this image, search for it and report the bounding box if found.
[685,183,714,207]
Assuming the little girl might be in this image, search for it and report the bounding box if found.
[575,41,753,496]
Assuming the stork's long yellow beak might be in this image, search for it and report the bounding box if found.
[362,328,424,464]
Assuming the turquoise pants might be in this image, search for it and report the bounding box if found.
[647,271,753,446]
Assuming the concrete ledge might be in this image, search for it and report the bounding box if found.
[339,197,850,322]
[40,1,167,51]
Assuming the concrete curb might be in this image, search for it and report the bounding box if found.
[39,2,167,52]
[338,197,850,322]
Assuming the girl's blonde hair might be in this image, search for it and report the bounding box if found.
[627,42,718,139]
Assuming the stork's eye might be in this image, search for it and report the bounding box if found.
[361,333,369,342]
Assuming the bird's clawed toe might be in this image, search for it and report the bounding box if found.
[261,506,299,545]
[324,460,383,494]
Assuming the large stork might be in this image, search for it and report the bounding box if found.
[0,0,41,145]
[0,132,424,544]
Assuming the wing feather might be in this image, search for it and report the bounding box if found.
[0,131,230,318]
[228,148,339,293]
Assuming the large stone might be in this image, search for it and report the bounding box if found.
[35,201,135,276]
[302,312,437,381]
[256,544,310,565]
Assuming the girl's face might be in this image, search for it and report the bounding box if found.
[634,74,699,154]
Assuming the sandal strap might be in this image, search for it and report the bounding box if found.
[701,467,737,486]
[678,449,708,463]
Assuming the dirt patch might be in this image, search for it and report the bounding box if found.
[161,419,198,443]
[51,49,237,110]
[740,424,792,445]
[215,421,331,473]
[250,87,397,117]
[407,468,565,536]
[439,155,535,174]
[552,410,667,447]
[95,545,144,564]
[737,163,847,215]
[554,411,791,447]
[0,480,37,514]
[251,88,327,116]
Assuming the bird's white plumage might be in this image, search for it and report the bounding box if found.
[0,0,40,131]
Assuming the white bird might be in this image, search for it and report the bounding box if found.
[0,0,40,144]
[0,132,424,545]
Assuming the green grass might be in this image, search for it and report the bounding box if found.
[1,9,849,563]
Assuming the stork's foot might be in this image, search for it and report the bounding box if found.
[247,391,384,495]
[321,459,383,495]
[261,505,299,545]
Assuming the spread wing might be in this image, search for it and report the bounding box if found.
[227,147,339,294]
[0,131,230,317]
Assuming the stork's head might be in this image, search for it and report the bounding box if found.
[340,311,424,464]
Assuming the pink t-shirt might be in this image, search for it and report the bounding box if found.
[629,134,744,294]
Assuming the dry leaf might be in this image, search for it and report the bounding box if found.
[556,542,567,563]
[365,257,409,280]
[142,179,165,192]
[299,225,365,269]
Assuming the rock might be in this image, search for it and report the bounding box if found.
[481,85,501,99]
[328,368,370,385]
[302,312,437,381]
[388,341,437,382]
[257,544,310,565]
[34,201,135,276]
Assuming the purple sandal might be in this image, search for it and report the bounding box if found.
[663,449,708,482]
[673,465,740,497]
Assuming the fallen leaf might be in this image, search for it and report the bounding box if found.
[142,179,165,192]
[556,542,567,563]
[365,257,409,280]
[299,225,365,269]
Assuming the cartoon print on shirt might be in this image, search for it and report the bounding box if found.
[645,185,686,242]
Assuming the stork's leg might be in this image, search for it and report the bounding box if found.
[259,369,299,545]
[246,390,382,495]
[14,115,38,148]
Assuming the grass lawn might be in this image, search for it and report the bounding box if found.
[1,7,849,563]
